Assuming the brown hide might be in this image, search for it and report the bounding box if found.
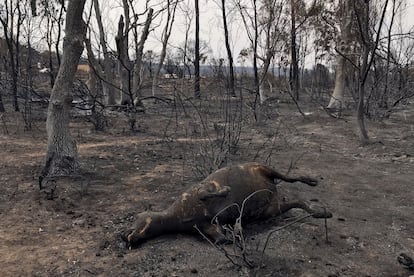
[125,163,331,246]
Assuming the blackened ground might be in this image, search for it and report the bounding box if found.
[0,92,413,277]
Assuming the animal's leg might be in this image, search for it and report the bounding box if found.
[197,182,231,200]
[273,172,318,186]
[256,165,318,186]
[263,195,332,219]
[279,200,332,218]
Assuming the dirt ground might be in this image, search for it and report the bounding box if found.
[0,90,413,277]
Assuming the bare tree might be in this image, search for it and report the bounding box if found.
[175,1,194,82]
[381,0,399,108]
[35,1,65,88]
[236,0,287,107]
[131,6,154,99]
[40,0,87,180]
[220,0,235,96]
[115,1,154,106]
[55,3,64,67]
[22,3,35,129]
[194,0,201,98]
[116,6,131,105]
[288,0,319,101]
[0,93,4,113]
[0,0,26,111]
[236,0,260,105]
[327,0,355,110]
[289,0,299,100]
[354,0,389,143]
[92,0,116,105]
[152,0,179,96]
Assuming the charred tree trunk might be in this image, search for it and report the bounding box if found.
[194,0,201,99]
[132,8,153,98]
[381,0,397,108]
[0,88,5,112]
[92,0,116,105]
[41,0,87,181]
[24,26,33,130]
[221,0,235,97]
[47,41,56,87]
[152,0,178,96]
[10,59,19,112]
[2,30,19,111]
[0,0,21,112]
[116,14,131,105]
[355,0,389,144]
[355,1,371,143]
[289,0,299,101]
[253,0,259,98]
[55,3,65,67]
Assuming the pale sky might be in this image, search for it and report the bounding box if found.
[92,0,414,68]
[93,0,249,61]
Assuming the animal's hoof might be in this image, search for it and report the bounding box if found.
[312,211,332,218]
[120,233,129,243]
[120,233,132,247]
[301,177,318,186]
[398,253,414,270]
[214,236,233,245]
[310,205,332,218]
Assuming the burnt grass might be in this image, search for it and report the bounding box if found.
[0,86,413,277]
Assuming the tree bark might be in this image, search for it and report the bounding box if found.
[355,0,389,143]
[116,14,131,105]
[328,55,346,110]
[41,0,87,179]
[92,0,116,105]
[152,0,178,97]
[381,0,397,108]
[55,2,64,67]
[252,0,259,99]
[132,8,154,98]
[194,0,201,99]
[357,37,369,142]
[221,0,235,97]
[84,38,102,100]
[0,90,5,112]
[0,5,20,112]
[115,0,132,105]
[289,0,299,101]
[328,0,353,110]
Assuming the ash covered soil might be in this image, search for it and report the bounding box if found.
[0,92,413,277]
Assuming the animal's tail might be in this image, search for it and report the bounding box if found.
[258,164,318,186]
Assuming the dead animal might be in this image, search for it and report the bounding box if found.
[123,162,332,247]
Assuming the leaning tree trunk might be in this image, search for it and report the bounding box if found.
[41,0,86,179]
